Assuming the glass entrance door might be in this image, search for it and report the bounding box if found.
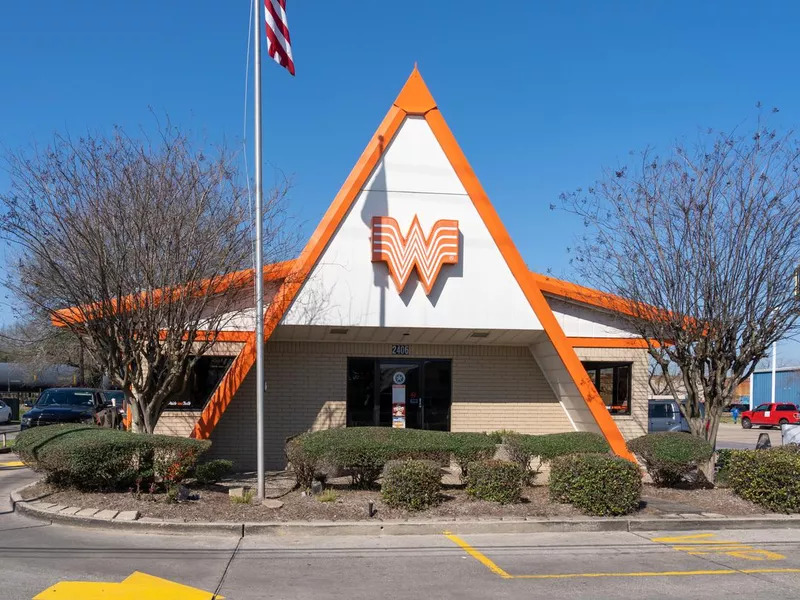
[346,358,451,430]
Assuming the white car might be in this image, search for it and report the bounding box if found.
[0,399,11,424]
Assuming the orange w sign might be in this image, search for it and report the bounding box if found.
[371,216,459,295]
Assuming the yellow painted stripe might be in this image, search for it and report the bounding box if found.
[0,460,24,467]
[513,568,800,580]
[443,533,513,579]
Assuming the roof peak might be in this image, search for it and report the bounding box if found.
[393,66,437,115]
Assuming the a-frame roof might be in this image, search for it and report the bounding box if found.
[190,68,634,462]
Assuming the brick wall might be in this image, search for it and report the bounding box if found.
[573,346,649,440]
[208,341,572,470]
[154,411,203,437]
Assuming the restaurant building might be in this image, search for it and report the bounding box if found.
[155,69,651,469]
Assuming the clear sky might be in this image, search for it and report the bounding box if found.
[1,1,799,360]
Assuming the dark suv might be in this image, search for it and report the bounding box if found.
[20,388,111,430]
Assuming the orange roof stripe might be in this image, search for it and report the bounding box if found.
[52,260,296,327]
[190,67,635,463]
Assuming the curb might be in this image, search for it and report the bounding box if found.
[11,488,800,536]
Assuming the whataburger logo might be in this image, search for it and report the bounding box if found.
[371,215,459,295]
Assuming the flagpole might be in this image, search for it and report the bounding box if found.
[253,0,266,501]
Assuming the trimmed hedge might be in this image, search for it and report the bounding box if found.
[505,432,610,474]
[550,453,641,516]
[286,428,494,489]
[382,459,442,510]
[726,447,800,513]
[15,424,210,491]
[195,459,234,484]
[628,432,713,487]
[465,460,524,504]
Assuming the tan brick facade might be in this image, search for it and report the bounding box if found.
[573,346,649,440]
[154,411,203,437]
[208,341,572,470]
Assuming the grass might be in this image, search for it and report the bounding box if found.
[230,490,254,504]
[318,489,338,503]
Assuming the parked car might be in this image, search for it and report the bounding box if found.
[740,403,800,429]
[648,399,691,433]
[20,388,111,430]
[724,402,750,413]
[0,399,11,424]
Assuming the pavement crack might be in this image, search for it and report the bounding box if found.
[212,534,243,599]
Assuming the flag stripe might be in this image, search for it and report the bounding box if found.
[263,0,295,76]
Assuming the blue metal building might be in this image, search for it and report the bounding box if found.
[750,367,800,407]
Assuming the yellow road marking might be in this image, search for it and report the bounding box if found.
[443,532,513,579]
[33,571,222,599]
[0,460,24,467]
[652,533,785,561]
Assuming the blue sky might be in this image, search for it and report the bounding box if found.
[1,1,799,360]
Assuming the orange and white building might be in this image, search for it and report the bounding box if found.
[151,69,653,469]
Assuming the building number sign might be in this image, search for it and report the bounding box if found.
[391,345,410,355]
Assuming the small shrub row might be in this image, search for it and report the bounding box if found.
[628,432,713,487]
[15,424,211,491]
[504,431,610,476]
[382,459,442,510]
[725,446,800,513]
[550,453,642,516]
[465,460,525,504]
[286,428,495,489]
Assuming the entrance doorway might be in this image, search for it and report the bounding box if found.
[346,358,451,430]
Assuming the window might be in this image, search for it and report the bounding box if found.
[777,404,798,412]
[649,402,675,419]
[164,356,234,411]
[582,362,632,415]
[754,404,770,413]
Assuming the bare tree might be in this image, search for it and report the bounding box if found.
[560,111,800,447]
[0,124,294,433]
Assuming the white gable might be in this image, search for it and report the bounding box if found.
[283,116,542,331]
[547,296,639,338]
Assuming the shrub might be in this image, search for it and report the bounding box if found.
[465,460,524,504]
[195,459,234,484]
[726,447,800,513]
[447,432,497,480]
[286,435,321,489]
[231,489,254,504]
[15,424,210,491]
[382,459,442,510]
[549,453,641,516]
[318,489,337,503]
[628,432,713,487]
[504,431,610,475]
[486,430,516,444]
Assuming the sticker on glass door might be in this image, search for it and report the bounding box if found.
[392,371,406,428]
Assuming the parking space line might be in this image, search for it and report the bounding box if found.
[651,533,785,561]
[443,533,512,579]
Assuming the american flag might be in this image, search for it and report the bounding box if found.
[264,0,295,76]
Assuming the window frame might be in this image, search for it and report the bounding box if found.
[582,361,633,416]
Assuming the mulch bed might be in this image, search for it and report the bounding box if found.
[22,480,774,522]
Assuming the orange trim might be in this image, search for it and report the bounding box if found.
[189,67,634,462]
[533,273,641,318]
[52,260,295,327]
[568,337,651,349]
[190,103,407,439]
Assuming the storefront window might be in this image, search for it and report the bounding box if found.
[165,356,234,411]
[582,362,632,415]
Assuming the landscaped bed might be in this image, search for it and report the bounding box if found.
[20,480,772,522]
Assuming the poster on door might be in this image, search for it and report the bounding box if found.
[392,379,406,428]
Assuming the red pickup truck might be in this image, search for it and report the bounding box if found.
[740,403,800,429]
